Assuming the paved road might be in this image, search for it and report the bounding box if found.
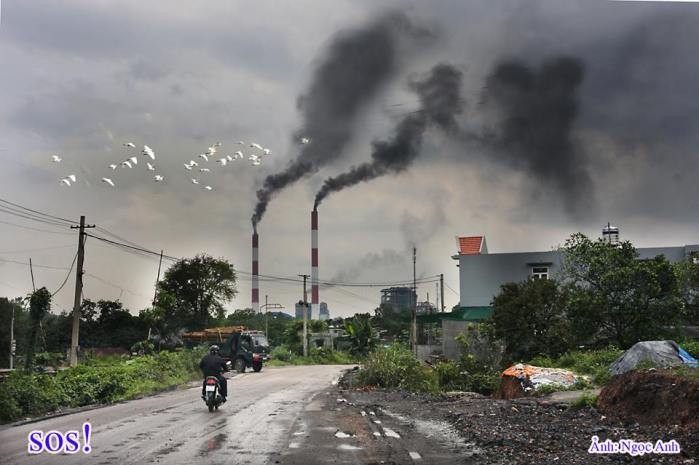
[0,365,347,465]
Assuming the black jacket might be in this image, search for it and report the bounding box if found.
[199,354,227,377]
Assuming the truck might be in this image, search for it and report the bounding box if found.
[182,326,270,373]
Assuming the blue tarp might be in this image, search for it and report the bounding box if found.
[677,346,698,367]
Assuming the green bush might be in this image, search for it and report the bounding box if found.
[571,393,598,409]
[357,344,435,392]
[679,339,699,359]
[0,347,206,423]
[267,346,355,366]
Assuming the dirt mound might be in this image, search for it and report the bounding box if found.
[598,369,699,432]
[494,376,525,399]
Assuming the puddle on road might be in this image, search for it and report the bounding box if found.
[338,444,363,451]
[198,433,227,456]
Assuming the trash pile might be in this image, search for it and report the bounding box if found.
[609,340,698,375]
[495,364,582,399]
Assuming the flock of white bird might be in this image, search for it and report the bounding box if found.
[50,138,294,191]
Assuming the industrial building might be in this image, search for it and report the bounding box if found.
[294,301,311,320]
[319,302,330,320]
[380,287,416,311]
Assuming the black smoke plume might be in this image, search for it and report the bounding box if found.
[251,12,430,226]
[314,64,463,208]
[481,57,591,210]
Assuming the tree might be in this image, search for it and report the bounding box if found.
[491,278,571,362]
[675,257,699,324]
[0,297,28,368]
[25,288,51,371]
[562,233,683,348]
[344,313,377,355]
[155,254,237,330]
[372,303,411,340]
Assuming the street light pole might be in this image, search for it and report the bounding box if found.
[298,274,310,357]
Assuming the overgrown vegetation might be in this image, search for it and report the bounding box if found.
[0,347,206,423]
[357,344,436,392]
[528,346,624,386]
[267,345,355,366]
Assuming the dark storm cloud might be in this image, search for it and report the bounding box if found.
[251,12,432,226]
[314,63,463,208]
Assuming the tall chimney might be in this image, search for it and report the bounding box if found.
[311,208,319,318]
[252,226,260,312]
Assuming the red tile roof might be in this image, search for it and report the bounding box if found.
[457,236,484,255]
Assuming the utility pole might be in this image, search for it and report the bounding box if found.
[440,273,445,312]
[298,274,310,357]
[29,258,36,291]
[9,303,15,370]
[69,216,94,367]
[412,247,417,355]
[265,294,268,335]
[153,250,163,306]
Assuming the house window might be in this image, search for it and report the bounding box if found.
[531,266,549,280]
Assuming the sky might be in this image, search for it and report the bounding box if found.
[0,0,698,318]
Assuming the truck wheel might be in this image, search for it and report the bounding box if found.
[253,361,262,372]
[234,358,246,373]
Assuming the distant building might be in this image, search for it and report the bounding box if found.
[294,301,311,320]
[416,301,436,315]
[380,287,416,311]
[319,302,330,320]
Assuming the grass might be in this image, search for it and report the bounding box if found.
[267,346,356,366]
[528,346,624,386]
[571,392,598,409]
[0,347,207,423]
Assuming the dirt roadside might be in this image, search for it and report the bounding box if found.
[279,371,697,465]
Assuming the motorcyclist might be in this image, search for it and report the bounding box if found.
[199,345,228,402]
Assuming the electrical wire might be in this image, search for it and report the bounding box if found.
[51,251,79,297]
[0,219,74,236]
[0,197,76,225]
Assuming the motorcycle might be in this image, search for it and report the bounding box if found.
[203,360,232,412]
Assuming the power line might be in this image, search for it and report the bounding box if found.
[0,257,70,271]
[0,197,76,225]
[444,282,459,296]
[0,219,74,236]
[0,244,73,254]
[52,251,79,296]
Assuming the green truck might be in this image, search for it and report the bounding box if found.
[182,327,270,373]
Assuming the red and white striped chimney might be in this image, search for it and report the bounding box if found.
[311,209,319,318]
[252,227,259,313]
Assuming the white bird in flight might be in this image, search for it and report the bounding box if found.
[147,162,155,171]
[199,168,210,173]
[301,137,310,144]
[129,156,138,165]
[203,186,213,191]
[248,154,260,162]
[122,161,133,168]
[51,155,62,163]
[101,178,115,187]
[68,174,77,183]
[226,154,233,162]
[191,178,199,185]
[199,154,209,162]
[184,163,193,170]
[154,175,164,182]
[189,160,198,167]
[206,146,217,155]
[250,142,263,151]
[60,178,71,187]
[142,146,155,160]
[109,164,117,170]
[217,158,228,166]
[252,159,261,166]
[234,151,244,159]
[263,148,271,155]
[124,142,136,148]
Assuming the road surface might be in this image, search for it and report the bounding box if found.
[0,365,347,465]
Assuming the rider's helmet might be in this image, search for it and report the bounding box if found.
[209,345,220,355]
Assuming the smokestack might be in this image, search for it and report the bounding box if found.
[252,227,259,313]
[311,208,319,318]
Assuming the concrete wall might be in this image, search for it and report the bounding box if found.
[442,319,470,360]
[456,245,698,307]
[416,344,441,362]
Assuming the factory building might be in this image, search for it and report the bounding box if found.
[380,287,416,311]
[319,302,330,320]
[294,301,311,320]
